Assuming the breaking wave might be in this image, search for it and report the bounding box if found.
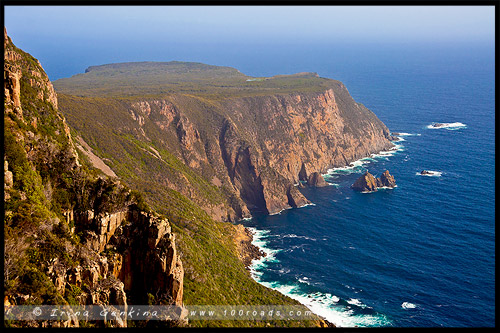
[416,170,442,177]
[426,122,467,130]
[247,226,392,327]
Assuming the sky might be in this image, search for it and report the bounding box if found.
[3,5,495,80]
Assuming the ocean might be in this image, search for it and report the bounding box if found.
[43,38,494,327]
[237,41,495,327]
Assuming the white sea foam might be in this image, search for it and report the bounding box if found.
[298,276,311,285]
[378,185,397,190]
[401,302,417,309]
[247,228,282,278]
[271,282,391,327]
[416,170,442,177]
[392,132,419,136]
[347,298,366,308]
[326,159,369,175]
[326,143,405,176]
[426,122,467,130]
[269,206,292,216]
[282,233,317,241]
[247,226,392,327]
[297,202,316,209]
[322,131,412,179]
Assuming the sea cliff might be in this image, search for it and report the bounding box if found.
[55,62,394,220]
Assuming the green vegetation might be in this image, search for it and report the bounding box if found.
[54,61,333,99]
[57,93,229,213]
[5,41,329,326]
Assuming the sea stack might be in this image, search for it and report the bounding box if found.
[377,170,396,188]
[306,172,328,187]
[351,171,379,192]
[351,170,396,192]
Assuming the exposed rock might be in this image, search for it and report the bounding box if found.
[351,171,379,192]
[232,224,265,269]
[351,170,396,192]
[378,170,396,188]
[298,163,308,182]
[286,184,310,207]
[4,160,13,200]
[75,136,116,177]
[306,172,328,187]
[58,68,395,221]
[99,206,185,308]
[4,68,22,112]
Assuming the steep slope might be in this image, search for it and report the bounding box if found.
[4,30,325,328]
[4,29,184,328]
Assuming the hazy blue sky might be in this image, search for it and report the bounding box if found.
[4,6,495,80]
[5,6,495,42]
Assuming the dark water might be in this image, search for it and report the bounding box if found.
[42,38,494,327]
[239,42,495,327]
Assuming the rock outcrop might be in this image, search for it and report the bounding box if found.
[351,171,379,192]
[306,172,328,187]
[73,205,185,309]
[232,224,265,269]
[377,170,396,188]
[351,170,396,192]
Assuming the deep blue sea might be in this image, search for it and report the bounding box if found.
[41,39,494,327]
[236,41,495,327]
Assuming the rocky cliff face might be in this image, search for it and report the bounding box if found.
[4,27,58,112]
[121,85,394,216]
[4,29,185,328]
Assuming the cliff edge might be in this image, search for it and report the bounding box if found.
[55,62,394,219]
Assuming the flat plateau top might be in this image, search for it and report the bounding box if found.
[54,61,336,99]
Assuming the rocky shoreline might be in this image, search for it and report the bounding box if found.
[232,224,265,269]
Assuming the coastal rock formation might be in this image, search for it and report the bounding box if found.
[306,172,328,187]
[232,224,265,268]
[377,170,396,188]
[71,205,185,309]
[351,171,379,192]
[351,170,396,192]
[56,63,395,219]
